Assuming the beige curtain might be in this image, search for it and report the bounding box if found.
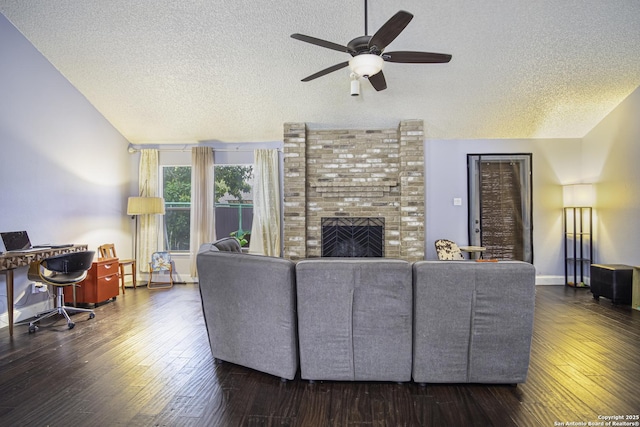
[138,149,160,272]
[249,149,281,256]
[189,147,216,277]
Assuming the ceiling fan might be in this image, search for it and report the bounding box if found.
[291,0,452,92]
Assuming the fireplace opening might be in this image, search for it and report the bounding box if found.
[322,217,384,257]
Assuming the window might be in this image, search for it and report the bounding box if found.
[214,165,254,247]
[162,166,191,252]
[161,164,254,252]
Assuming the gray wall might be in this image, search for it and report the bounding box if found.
[424,137,582,284]
[0,15,133,325]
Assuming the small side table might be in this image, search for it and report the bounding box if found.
[591,264,633,305]
[459,246,486,260]
[633,266,640,311]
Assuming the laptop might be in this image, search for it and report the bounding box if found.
[1,231,37,253]
[0,231,73,254]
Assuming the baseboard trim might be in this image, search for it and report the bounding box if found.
[535,275,565,286]
[0,300,51,330]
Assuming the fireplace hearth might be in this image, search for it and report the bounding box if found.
[322,217,384,257]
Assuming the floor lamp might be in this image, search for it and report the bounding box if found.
[562,184,594,287]
[127,196,165,272]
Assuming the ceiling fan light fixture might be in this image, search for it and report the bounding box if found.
[349,54,384,77]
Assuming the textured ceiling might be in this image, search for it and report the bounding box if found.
[1,0,639,143]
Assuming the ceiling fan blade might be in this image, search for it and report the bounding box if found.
[368,71,387,91]
[291,33,351,53]
[383,51,452,63]
[368,11,413,52]
[301,61,350,82]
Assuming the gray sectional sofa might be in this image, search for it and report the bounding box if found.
[197,239,536,384]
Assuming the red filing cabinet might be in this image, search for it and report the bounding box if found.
[65,257,120,304]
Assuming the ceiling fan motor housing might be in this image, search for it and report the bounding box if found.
[347,35,378,55]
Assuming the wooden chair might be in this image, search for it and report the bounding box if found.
[98,243,136,294]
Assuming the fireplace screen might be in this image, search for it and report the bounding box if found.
[321,217,384,257]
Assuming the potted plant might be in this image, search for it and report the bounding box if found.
[230,230,251,248]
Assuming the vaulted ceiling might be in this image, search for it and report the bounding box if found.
[1,1,639,143]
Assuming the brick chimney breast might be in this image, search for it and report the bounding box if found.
[283,120,425,261]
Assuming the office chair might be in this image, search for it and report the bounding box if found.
[25,251,96,333]
[147,251,174,289]
[98,243,136,294]
[434,239,465,260]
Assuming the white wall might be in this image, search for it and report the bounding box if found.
[425,137,582,284]
[582,87,640,266]
[0,15,133,327]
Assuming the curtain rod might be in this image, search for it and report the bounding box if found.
[127,142,283,153]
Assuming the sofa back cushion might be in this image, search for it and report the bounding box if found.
[296,258,413,382]
[412,260,536,384]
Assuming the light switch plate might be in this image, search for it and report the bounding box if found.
[453,198,462,206]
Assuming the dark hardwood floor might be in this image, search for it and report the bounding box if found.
[1,284,639,427]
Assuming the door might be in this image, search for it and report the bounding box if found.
[467,154,533,263]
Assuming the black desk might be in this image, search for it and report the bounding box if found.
[0,245,88,337]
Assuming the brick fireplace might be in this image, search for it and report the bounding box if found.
[283,120,425,262]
